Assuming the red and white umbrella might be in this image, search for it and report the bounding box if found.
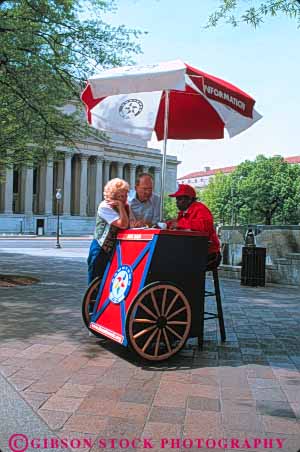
[81,60,262,218]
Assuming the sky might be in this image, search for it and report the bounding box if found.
[102,0,300,177]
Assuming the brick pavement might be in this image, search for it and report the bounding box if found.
[0,251,300,452]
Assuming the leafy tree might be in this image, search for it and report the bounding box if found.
[202,155,300,225]
[206,0,300,28]
[235,155,300,224]
[163,195,177,220]
[201,172,233,224]
[0,0,142,169]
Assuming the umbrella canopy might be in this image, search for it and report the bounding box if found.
[81,59,262,142]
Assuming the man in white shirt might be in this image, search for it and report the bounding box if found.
[128,173,160,227]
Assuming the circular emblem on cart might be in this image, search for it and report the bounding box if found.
[119,99,143,119]
[109,265,133,304]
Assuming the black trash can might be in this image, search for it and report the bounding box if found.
[241,246,266,287]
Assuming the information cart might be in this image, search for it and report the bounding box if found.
[82,228,208,361]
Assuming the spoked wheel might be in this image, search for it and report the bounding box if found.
[126,282,191,361]
[82,276,103,338]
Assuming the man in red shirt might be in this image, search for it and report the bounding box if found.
[167,184,221,269]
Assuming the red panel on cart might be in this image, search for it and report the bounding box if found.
[89,235,155,344]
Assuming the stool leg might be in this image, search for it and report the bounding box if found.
[213,269,226,342]
[198,335,204,350]
[198,285,205,350]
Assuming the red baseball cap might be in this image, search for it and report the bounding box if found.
[169,184,197,198]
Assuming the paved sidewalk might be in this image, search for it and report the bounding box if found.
[0,250,299,452]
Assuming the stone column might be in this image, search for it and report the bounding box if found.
[143,165,150,173]
[129,163,137,189]
[95,156,103,213]
[4,166,13,214]
[103,160,110,185]
[154,167,161,194]
[79,155,89,217]
[24,167,33,215]
[117,161,123,179]
[63,153,72,215]
[44,157,53,215]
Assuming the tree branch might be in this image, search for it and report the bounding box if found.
[0,76,77,147]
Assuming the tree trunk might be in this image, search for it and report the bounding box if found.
[265,214,272,225]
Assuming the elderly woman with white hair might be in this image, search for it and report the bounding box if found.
[87,178,129,284]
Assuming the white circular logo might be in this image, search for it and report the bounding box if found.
[109,265,133,304]
[119,99,143,119]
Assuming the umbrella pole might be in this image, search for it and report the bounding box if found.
[159,89,170,221]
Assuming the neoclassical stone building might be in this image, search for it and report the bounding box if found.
[0,134,178,235]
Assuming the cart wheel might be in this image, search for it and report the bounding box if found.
[126,282,191,361]
[82,276,103,338]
